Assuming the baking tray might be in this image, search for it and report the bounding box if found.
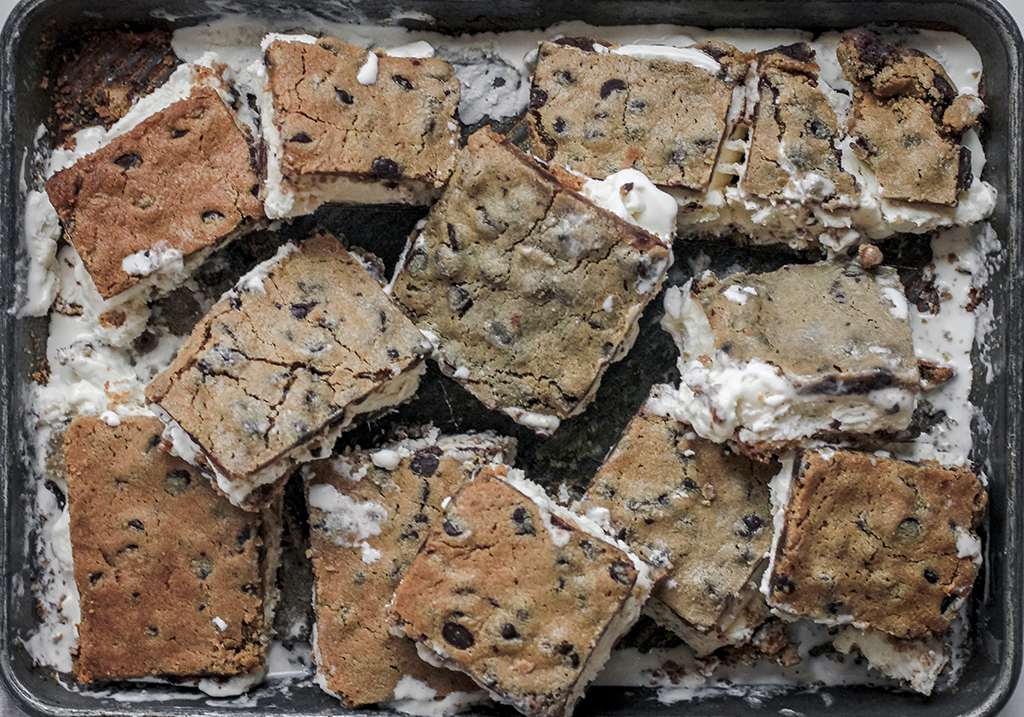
[1,0,1022,715]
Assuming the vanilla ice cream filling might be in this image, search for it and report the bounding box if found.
[832,627,949,695]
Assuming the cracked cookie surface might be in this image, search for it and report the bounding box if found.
[393,465,649,717]
[576,385,774,655]
[766,448,987,638]
[65,416,271,683]
[390,127,671,430]
[145,230,430,510]
[305,430,514,706]
[45,87,263,299]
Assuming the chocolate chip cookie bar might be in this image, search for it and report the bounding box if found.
[254,35,460,219]
[833,627,949,695]
[659,261,920,457]
[145,230,431,510]
[64,415,281,687]
[392,465,653,717]
[45,86,263,300]
[764,448,987,639]
[528,38,749,191]
[305,429,515,707]
[389,127,672,435]
[575,385,775,656]
[838,31,982,206]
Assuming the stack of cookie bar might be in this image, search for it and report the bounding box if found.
[25,20,992,714]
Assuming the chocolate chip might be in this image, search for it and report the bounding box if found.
[553,70,575,84]
[443,520,463,536]
[553,117,567,135]
[442,622,475,649]
[925,569,940,584]
[957,145,974,193]
[825,600,845,615]
[420,482,432,502]
[148,433,162,449]
[127,519,145,531]
[529,86,548,109]
[242,583,259,595]
[627,99,647,113]
[289,132,313,143]
[446,223,460,250]
[609,560,633,585]
[164,469,191,495]
[407,248,428,275]
[550,515,574,532]
[555,641,581,669]
[770,574,795,595]
[511,506,536,536]
[229,295,242,311]
[370,157,400,179]
[89,572,103,585]
[447,285,473,316]
[146,626,159,637]
[202,210,224,223]
[171,128,189,138]
[773,42,813,63]
[501,623,519,639]
[932,74,955,105]
[806,117,831,140]
[379,309,388,333]
[237,524,252,545]
[897,517,923,539]
[413,513,429,524]
[44,480,66,511]
[392,74,414,90]
[681,478,698,491]
[600,78,627,99]
[387,348,399,359]
[336,88,354,104]
[191,558,214,580]
[940,594,956,613]
[399,529,420,541]
[289,300,317,320]
[738,514,764,537]
[114,153,142,169]
[410,452,440,477]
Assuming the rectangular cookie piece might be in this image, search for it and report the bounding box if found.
[254,35,460,219]
[659,260,920,457]
[390,127,672,435]
[305,429,515,707]
[837,31,983,206]
[65,415,280,687]
[832,627,949,695]
[575,384,774,656]
[528,38,749,191]
[740,43,859,207]
[146,230,431,510]
[45,85,264,300]
[392,465,653,717]
[763,448,987,639]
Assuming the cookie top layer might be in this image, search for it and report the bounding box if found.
[577,386,774,635]
[65,416,268,683]
[45,86,263,299]
[393,465,646,717]
[305,431,514,706]
[766,448,987,638]
[146,231,429,495]
[264,37,460,187]
[741,43,859,207]
[390,127,671,425]
[528,39,748,190]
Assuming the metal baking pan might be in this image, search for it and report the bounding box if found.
[1,0,1022,715]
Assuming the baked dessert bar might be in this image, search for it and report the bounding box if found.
[659,261,920,457]
[833,627,948,695]
[145,230,431,510]
[764,448,986,639]
[389,127,672,435]
[838,31,983,206]
[305,429,515,707]
[528,38,749,191]
[575,384,774,656]
[254,34,461,219]
[64,415,281,688]
[392,465,653,717]
[45,85,263,300]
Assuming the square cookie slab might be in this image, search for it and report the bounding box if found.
[528,38,749,191]
[64,415,280,688]
[575,384,774,656]
[392,465,653,717]
[764,448,987,639]
[255,35,460,218]
[659,260,920,458]
[832,627,949,695]
[838,31,982,206]
[45,85,264,300]
[389,127,672,435]
[305,429,515,707]
[146,230,431,510]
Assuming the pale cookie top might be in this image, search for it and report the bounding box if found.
[264,37,460,187]
[767,448,987,639]
[146,231,429,493]
[305,431,514,706]
[838,31,981,206]
[576,386,774,635]
[741,43,859,207]
[528,38,749,191]
[391,127,671,423]
[393,465,643,717]
[64,416,268,683]
[46,86,263,299]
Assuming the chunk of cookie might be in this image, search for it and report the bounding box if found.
[764,448,987,639]
[833,627,948,695]
[528,39,749,190]
[145,231,431,510]
[390,127,671,435]
[575,385,775,656]
[255,35,460,218]
[305,430,515,707]
[65,416,280,686]
[392,465,653,717]
[45,86,264,300]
